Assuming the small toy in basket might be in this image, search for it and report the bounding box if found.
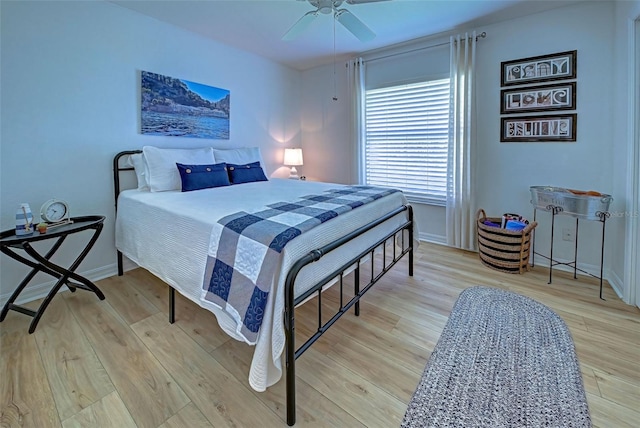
[476,209,537,274]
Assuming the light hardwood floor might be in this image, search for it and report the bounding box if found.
[1,242,639,427]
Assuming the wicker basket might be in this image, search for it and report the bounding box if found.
[476,209,537,274]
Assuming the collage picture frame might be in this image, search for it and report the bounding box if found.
[499,50,577,142]
[500,82,576,114]
[501,114,577,143]
[501,50,577,87]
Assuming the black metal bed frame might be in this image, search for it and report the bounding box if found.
[113,150,414,426]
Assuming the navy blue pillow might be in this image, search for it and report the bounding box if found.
[176,162,230,192]
[227,161,268,184]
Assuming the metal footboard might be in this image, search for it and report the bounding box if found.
[284,204,413,426]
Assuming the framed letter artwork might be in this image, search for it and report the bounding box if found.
[500,82,576,114]
[501,50,577,86]
[501,114,577,142]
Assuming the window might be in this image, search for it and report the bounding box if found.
[363,78,450,205]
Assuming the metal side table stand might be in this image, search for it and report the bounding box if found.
[0,215,106,333]
[531,206,609,300]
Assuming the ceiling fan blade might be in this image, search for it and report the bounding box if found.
[282,10,318,41]
[335,9,375,42]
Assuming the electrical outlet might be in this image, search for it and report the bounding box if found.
[562,228,574,242]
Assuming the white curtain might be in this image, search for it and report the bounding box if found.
[347,58,366,184]
[446,32,477,250]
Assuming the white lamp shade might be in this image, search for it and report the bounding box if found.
[283,148,303,166]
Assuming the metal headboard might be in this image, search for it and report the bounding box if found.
[113,150,142,211]
[113,150,142,275]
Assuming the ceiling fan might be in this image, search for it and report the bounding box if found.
[283,0,389,42]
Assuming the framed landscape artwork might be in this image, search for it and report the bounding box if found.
[501,50,576,86]
[141,71,230,139]
[501,114,577,143]
[500,82,576,114]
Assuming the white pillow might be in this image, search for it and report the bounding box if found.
[212,147,265,170]
[129,153,149,190]
[143,146,215,192]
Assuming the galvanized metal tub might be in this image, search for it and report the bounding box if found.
[530,186,613,220]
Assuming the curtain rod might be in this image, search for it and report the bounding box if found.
[363,31,486,64]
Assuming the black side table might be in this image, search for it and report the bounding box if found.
[0,215,106,333]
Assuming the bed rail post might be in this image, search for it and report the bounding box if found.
[354,262,360,316]
[408,204,414,277]
[285,249,323,426]
[169,287,175,323]
[285,259,299,427]
[285,292,296,426]
[117,251,124,276]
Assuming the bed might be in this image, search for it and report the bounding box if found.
[113,147,414,425]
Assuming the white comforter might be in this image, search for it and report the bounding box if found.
[116,178,409,391]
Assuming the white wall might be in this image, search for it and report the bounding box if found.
[301,1,633,291]
[611,0,640,303]
[474,1,616,277]
[300,62,354,184]
[0,1,301,301]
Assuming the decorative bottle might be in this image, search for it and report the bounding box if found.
[15,203,34,236]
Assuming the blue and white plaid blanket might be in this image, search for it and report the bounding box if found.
[201,185,400,344]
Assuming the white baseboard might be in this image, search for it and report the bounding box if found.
[0,259,139,307]
[531,253,624,300]
[607,269,625,301]
[419,232,447,246]
[122,257,138,273]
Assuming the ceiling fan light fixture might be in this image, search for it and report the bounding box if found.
[313,0,343,14]
[283,0,385,41]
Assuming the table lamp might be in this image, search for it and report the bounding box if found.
[284,148,303,179]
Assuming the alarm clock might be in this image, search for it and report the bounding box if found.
[40,198,70,223]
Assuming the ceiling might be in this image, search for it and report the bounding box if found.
[111,0,581,71]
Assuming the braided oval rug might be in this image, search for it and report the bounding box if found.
[401,286,591,428]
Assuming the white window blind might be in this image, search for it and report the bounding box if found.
[364,78,450,205]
